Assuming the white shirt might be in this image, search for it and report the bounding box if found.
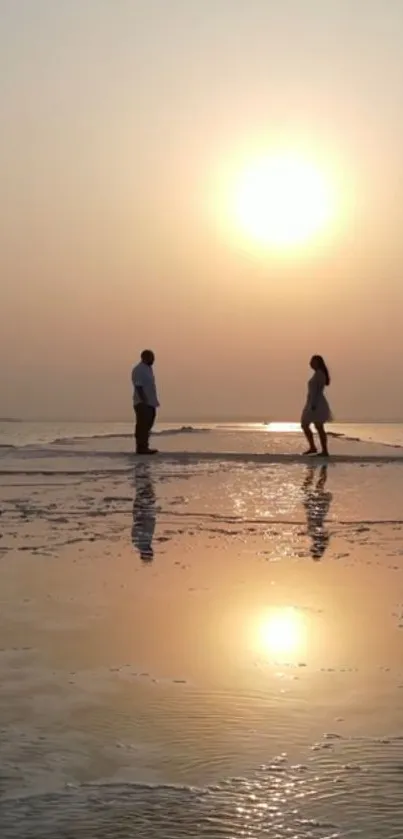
[132,361,159,408]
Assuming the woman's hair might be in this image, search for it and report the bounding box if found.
[312,355,330,386]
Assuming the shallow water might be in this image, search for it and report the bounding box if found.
[1,431,403,836]
[2,419,403,448]
[2,747,403,839]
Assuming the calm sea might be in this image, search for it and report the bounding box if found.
[1,420,403,449]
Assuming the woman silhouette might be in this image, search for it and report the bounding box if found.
[301,355,332,457]
[302,464,332,559]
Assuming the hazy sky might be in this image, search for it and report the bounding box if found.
[2,0,403,421]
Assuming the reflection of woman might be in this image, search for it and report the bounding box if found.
[302,465,332,560]
[301,355,332,457]
[131,463,156,561]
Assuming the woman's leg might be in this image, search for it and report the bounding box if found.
[315,423,329,456]
[301,423,317,454]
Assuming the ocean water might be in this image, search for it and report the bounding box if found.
[1,422,403,837]
[2,419,403,450]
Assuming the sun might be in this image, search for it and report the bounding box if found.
[232,153,334,248]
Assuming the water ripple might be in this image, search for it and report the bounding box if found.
[1,749,403,838]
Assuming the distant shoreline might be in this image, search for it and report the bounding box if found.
[2,417,403,425]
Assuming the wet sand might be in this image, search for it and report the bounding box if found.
[1,457,403,836]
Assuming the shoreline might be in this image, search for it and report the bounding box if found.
[2,451,403,478]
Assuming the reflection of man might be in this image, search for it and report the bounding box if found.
[131,349,159,455]
[131,463,156,561]
[302,465,332,560]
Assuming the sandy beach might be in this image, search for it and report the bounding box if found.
[0,424,402,836]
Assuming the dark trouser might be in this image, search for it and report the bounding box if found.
[134,404,156,453]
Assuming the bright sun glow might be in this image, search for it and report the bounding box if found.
[257,608,306,658]
[233,153,334,248]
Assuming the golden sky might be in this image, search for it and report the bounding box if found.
[1,0,403,420]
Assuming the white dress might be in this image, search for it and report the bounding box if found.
[301,370,332,425]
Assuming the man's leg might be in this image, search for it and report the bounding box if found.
[148,408,156,434]
[135,405,149,453]
[144,407,156,452]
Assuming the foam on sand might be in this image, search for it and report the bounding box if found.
[144,450,403,464]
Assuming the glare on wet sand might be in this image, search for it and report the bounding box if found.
[1,435,403,837]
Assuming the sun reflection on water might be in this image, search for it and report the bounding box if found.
[265,422,301,433]
[255,608,307,661]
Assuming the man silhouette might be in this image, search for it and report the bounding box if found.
[131,349,159,455]
[132,462,156,560]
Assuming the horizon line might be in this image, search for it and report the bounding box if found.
[2,416,403,425]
